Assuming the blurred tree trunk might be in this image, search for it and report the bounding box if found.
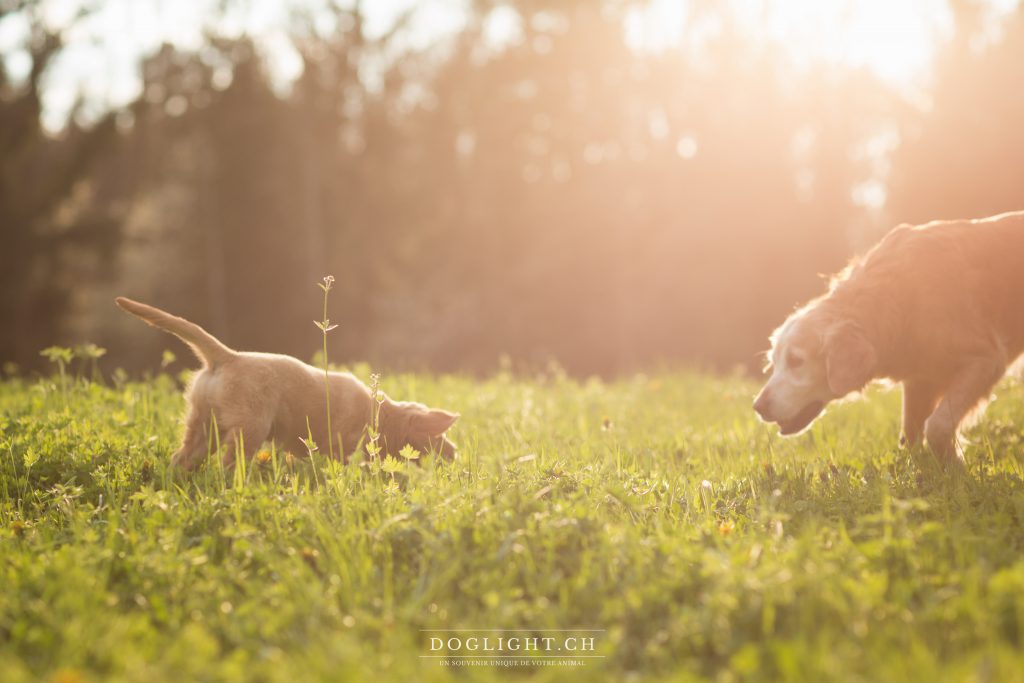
[0,11,118,366]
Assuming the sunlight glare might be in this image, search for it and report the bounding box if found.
[628,0,957,85]
[10,0,1020,132]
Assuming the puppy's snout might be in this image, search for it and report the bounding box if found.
[753,391,772,420]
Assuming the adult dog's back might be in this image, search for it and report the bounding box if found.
[838,211,1024,379]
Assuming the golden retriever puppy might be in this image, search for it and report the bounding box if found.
[754,210,1024,464]
[115,297,458,470]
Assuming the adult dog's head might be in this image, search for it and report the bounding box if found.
[753,303,877,435]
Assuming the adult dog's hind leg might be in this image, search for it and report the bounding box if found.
[924,357,1005,463]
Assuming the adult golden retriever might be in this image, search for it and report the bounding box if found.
[754,210,1024,464]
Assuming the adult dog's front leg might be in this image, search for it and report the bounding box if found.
[900,379,944,448]
[923,357,1005,464]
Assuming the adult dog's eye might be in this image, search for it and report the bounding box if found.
[786,352,804,369]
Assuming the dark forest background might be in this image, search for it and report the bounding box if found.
[2,0,1022,376]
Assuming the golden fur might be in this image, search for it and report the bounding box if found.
[115,297,458,470]
[754,210,1024,463]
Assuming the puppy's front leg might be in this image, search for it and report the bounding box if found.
[220,420,271,470]
[923,357,1005,464]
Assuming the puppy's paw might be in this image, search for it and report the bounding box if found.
[170,450,191,470]
[170,448,205,471]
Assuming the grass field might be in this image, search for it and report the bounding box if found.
[2,364,1024,682]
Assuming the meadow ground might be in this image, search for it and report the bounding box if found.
[2,364,1024,683]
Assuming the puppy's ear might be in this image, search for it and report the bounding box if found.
[825,324,877,396]
[410,408,459,437]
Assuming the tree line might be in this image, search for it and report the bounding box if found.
[2,1,1022,375]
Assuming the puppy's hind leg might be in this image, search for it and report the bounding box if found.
[170,407,213,471]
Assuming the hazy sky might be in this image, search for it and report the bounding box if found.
[0,0,1018,131]
[1,0,467,130]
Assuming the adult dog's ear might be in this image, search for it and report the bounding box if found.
[825,324,877,396]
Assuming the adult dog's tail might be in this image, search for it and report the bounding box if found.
[115,297,235,368]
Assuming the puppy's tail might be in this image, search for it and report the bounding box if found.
[115,297,235,368]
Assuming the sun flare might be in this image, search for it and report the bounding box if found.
[627,0,957,85]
